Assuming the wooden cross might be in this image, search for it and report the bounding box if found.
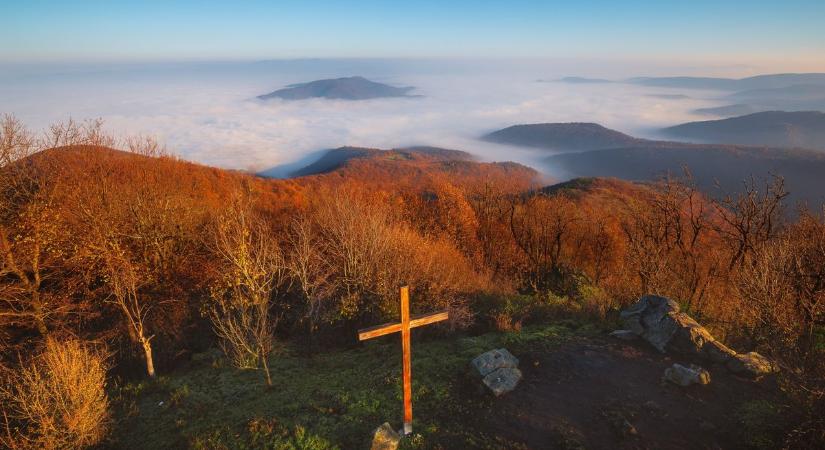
[357,285,449,435]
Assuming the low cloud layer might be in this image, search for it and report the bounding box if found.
[0,60,727,174]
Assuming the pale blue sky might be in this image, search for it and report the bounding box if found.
[1,0,824,65]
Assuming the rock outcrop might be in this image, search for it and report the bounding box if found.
[472,348,522,396]
[370,423,400,450]
[609,329,638,341]
[726,352,778,378]
[620,295,682,352]
[664,363,711,386]
[617,295,776,379]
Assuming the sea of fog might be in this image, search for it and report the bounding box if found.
[0,59,733,176]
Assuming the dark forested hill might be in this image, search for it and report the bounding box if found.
[482,118,825,208]
[267,145,542,191]
[482,123,646,151]
[662,111,825,150]
[257,76,417,100]
[548,144,825,208]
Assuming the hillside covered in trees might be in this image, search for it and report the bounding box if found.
[2,116,824,449]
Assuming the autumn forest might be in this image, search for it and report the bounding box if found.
[1,113,823,448]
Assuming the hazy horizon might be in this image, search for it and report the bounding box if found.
[3,1,824,176]
[1,58,785,175]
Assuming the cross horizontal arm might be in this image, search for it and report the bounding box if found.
[357,310,449,341]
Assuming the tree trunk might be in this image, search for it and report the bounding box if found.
[31,296,49,337]
[141,338,156,378]
[260,350,272,386]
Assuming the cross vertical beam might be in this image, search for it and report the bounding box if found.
[357,285,449,436]
[400,285,413,435]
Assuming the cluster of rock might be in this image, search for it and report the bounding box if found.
[615,295,777,381]
[471,348,522,396]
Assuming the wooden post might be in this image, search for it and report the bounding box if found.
[400,286,413,435]
[357,285,449,436]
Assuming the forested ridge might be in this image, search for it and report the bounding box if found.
[2,115,824,448]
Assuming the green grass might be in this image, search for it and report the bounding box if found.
[109,323,590,449]
[735,399,787,449]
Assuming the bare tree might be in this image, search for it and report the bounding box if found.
[72,135,200,378]
[311,190,394,318]
[621,195,673,296]
[509,193,581,293]
[713,175,788,270]
[0,115,76,338]
[124,134,168,158]
[42,118,114,149]
[287,216,331,338]
[209,197,285,386]
[652,175,718,311]
[0,114,35,169]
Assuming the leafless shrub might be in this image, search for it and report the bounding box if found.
[0,114,36,169]
[1,339,109,450]
[310,190,395,318]
[306,187,482,328]
[124,134,168,158]
[42,118,114,149]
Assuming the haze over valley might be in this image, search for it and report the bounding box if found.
[7,60,824,178]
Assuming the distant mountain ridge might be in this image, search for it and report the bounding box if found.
[548,144,825,209]
[257,76,417,100]
[662,111,825,150]
[729,84,825,100]
[483,118,825,209]
[628,73,825,91]
[553,76,612,84]
[693,104,758,117]
[556,73,825,116]
[482,123,647,152]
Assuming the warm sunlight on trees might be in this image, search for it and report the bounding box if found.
[1,339,109,450]
[1,115,824,446]
[1,115,82,340]
[209,195,286,386]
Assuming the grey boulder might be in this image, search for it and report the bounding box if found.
[726,352,777,378]
[621,295,778,380]
[620,295,737,363]
[472,348,519,377]
[472,348,521,396]
[664,363,711,386]
[482,367,523,396]
[701,339,738,364]
[620,295,681,352]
